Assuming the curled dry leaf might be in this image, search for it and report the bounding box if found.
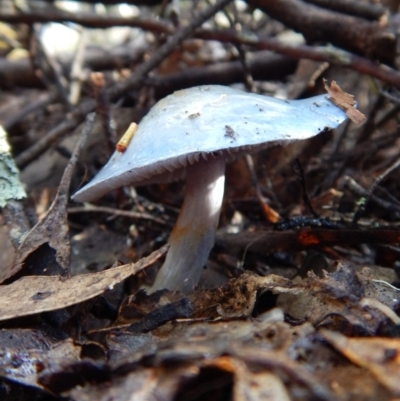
[323,79,366,124]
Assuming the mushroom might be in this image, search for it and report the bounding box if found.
[72,85,348,293]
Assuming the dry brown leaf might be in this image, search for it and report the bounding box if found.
[277,262,398,334]
[205,356,292,401]
[322,330,400,396]
[0,244,167,321]
[5,114,95,282]
[323,79,366,124]
[67,365,193,401]
[189,272,295,319]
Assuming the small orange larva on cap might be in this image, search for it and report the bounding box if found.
[116,123,137,153]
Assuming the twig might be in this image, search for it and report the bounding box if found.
[246,0,395,64]
[219,2,256,92]
[30,26,71,107]
[0,44,148,89]
[0,10,175,33]
[0,32,22,49]
[216,228,400,256]
[68,205,168,225]
[303,0,387,21]
[120,44,291,106]
[91,72,117,152]
[352,159,400,224]
[107,0,234,101]
[69,28,88,105]
[245,154,281,223]
[149,52,296,97]
[36,0,164,4]
[360,298,400,325]
[380,90,400,105]
[195,29,400,88]
[2,91,58,131]
[15,113,87,169]
[372,279,400,292]
[344,175,400,215]
[293,159,319,218]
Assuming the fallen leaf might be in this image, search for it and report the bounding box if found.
[189,272,295,319]
[5,114,96,282]
[277,262,398,334]
[324,79,366,124]
[204,356,292,401]
[0,244,167,321]
[322,330,400,396]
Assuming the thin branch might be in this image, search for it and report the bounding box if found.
[68,205,168,225]
[195,29,400,88]
[30,27,71,107]
[352,159,400,224]
[0,10,175,33]
[246,0,395,64]
[69,28,88,105]
[2,91,58,130]
[41,0,165,5]
[293,159,319,218]
[0,44,147,89]
[303,0,387,21]
[344,175,400,216]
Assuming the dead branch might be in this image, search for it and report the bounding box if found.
[42,0,165,4]
[0,44,147,89]
[303,0,387,21]
[149,52,297,98]
[246,0,396,64]
[0,10,174,33]
[196,29,400,88]
[217,228,400,256]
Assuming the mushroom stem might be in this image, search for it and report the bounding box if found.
[151,155,226,293]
